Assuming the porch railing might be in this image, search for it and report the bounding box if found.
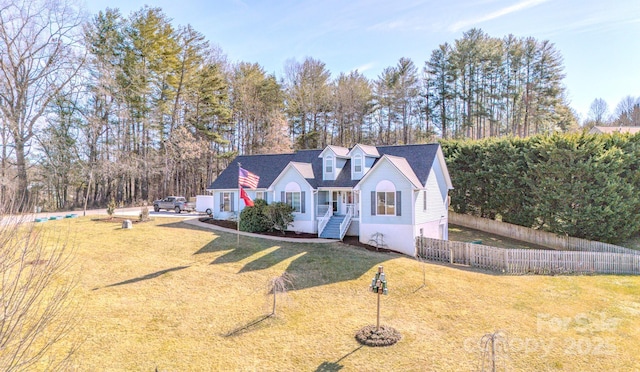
[317,205,333,236]
[339,205,354,240]
[346,203,359,218]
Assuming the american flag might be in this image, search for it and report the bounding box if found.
[238,167,260,189]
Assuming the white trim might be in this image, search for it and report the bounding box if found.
[347,143,380,158]
[354,155,421,190]
[435,147,454,190]
[268,162,314,191]
[318,145,350,158]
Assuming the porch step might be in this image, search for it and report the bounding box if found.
[319,215,346,239]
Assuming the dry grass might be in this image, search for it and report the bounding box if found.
[36,217,640,371]
[448,224,552,250]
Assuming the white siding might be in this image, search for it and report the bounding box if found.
[415,220,448,241]
[414,167,448,225]
[360,223,416,256]
[290,220,315,233]
[346,219,359,236]
[431,156,450,201]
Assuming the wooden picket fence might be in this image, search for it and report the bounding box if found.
[416,237,640,275]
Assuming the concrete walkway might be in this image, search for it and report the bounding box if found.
[183,218,338,244]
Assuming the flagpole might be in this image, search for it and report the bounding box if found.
[237,162,241,248]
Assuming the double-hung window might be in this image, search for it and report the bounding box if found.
[325,156,333,174]
[220,192,233,212]
[354,155,362,173]
[376,191,395,215]
[285,191,301,212]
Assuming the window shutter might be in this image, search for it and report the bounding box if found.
[219,192,223,212]
[370,191,376,216]
[423,190,427,211]
[396,191,401,216]
[281,191,285,203]
[230,193,235,212]
[301,191,306,213]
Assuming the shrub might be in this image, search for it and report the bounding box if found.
[106,198,116,217]
[139,206,150,222]
[239,199,269,232]
[264,202,294,234]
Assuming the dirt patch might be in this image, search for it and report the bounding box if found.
[355,325,402,347]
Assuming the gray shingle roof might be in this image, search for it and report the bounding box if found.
[207,143,441,190]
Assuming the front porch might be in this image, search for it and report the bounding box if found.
[315,189,359,239]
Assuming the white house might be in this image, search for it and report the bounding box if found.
[206,143,453,256]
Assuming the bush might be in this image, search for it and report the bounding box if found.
[264,202,294,234]
[106,198,116,217]
[139,206,150,222]
[239,199,269,232]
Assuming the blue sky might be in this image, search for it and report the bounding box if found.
[84,0,640,121]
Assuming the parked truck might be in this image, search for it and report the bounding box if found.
[153,196,195,213]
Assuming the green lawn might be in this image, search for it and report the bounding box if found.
[37,217,640,371]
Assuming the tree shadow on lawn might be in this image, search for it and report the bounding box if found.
[92,265,190,290]
[315,345,364,372]
[223,314,274,337]
[218,238,394,291]
[158,219,397,292]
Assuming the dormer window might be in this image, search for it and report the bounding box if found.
[325,156,333,173]
[354,155,362,173]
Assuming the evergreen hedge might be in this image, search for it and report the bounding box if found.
[441,132,640,243]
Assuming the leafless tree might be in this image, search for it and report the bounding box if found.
[0,0,85,211]
[614,96,640,126]
[268,272,294,316]
[587,98,610,126]
[258,111,293,154]
[0,212,80,371]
